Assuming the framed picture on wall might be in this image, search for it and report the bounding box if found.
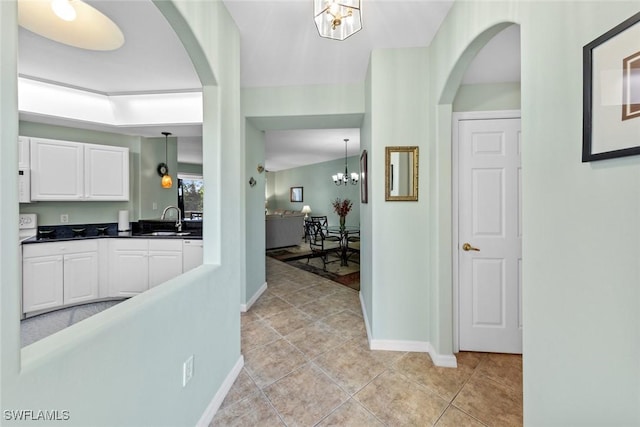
[360,150,368,203]
[290,186,303,202]
[583,12,640,162]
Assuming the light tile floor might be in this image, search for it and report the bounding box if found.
[211,257,523,427]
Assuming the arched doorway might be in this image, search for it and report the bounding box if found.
[437,22,522,354]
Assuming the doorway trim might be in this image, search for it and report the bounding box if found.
[452,109,521,352]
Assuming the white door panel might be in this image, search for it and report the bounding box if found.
[459,117,522,354]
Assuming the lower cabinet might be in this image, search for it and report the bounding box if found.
[22,237,196,314]
[22,240,99,314]
[182,239,204,272]
[108,239,149,297]
[149,240,183,288]
[108,239,182,296]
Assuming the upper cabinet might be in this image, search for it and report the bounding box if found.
[29,138,129,201]
[84,143,129,201]
[18,136,30,169]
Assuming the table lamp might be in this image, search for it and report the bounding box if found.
[301,205,312,218]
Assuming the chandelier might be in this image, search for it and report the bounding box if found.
[332,138,359,186]
[313,0,362,41]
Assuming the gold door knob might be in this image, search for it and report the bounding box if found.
[462,243,480,252]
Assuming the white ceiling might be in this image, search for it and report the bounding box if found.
[17,0,520,170]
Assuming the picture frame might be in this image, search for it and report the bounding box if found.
[360,150,368,203]
[583,12,640,162]
[290,186,303,202]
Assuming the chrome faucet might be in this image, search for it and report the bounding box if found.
[161,205,183,232]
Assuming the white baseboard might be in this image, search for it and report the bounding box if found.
[240,282,267,312]
[358,292,457,368]
[196,355,244,427]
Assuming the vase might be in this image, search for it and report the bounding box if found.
[339,215,346,230]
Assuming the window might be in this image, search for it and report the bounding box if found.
[178,174,203,220]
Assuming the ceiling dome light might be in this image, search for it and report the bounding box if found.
[19,0,125,51]
[51,0,76,22]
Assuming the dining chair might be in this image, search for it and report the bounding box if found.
[304,220,341,271]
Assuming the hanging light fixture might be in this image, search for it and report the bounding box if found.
[157,132,173,189]
[332,138,359,186]
[313,0,362,41]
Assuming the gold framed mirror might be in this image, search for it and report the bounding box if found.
[385,146,419,201]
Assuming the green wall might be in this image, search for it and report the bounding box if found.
[368,47,431,342]
[270,157,361,227]
[453,82,521,112]
[244,120,266,305]
[1,1,242,426]
[178,162,203,175]
[429,1,640,424]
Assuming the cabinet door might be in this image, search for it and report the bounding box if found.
[84,144,129,201]
[149,251,183,288]
[18,136,30,169]
[183,240,203,272]
[108,240,149,297]
[23,255,64,313]
[30,138,84,200]
[63,251,99,305]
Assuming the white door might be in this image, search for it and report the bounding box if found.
[458,117,522,354]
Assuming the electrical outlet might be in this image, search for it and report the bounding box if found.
[152,202,158,210]
[182,355,194,387]
[60,214,69,223]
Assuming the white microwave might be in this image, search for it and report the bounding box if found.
[18,167,30,203]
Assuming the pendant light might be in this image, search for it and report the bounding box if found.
[332,138,359,185]
[157,132,173,189]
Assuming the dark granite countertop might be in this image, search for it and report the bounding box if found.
[22,221,202,244]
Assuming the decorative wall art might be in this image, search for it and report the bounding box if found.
[583,12,640,162]
[360,150,368,203]
[290,186,303,202]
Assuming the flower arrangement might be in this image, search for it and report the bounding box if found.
[332,198,353,217]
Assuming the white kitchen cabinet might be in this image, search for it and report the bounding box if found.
[183,239,203,272]
[84,143,129,201]
[108,240,149,297]
[22,240,99,314]
[108,239,182,295]
[149,239,183,288]
[63,251,99,305]
[22,255,64,313]
[30,138,84,201]
[29,137,129,201]
[18,136,30,169]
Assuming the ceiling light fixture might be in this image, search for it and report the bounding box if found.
[51,0,76,22]
[313,0,362,41]
[332,138,359,186]
[18,0,125,51]
[158,132,173,189]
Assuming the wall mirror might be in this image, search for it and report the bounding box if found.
[385,146,419,201]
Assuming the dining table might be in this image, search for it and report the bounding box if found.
[326,225,360,266]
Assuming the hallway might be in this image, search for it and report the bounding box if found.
[212,257,522,426]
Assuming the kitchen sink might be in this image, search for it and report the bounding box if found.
[143,231,191,236]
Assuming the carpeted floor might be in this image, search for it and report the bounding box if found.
[266,240,360,291]
[21,299,124,347]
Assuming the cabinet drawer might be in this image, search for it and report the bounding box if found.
[148,239,183,251]
[23,240,99,258]
[109,239,148,251]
